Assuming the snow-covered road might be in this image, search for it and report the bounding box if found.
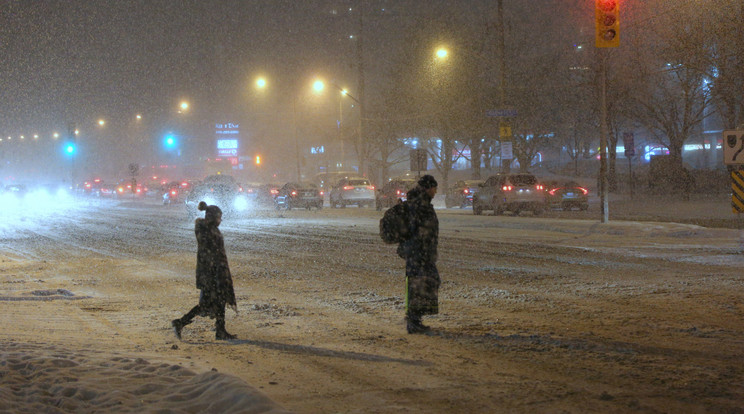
[1,197,743,413]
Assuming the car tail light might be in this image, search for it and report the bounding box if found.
[181,182,189,188]
[396,190,401,196]
[536,184,544,190]
[463,188,470,194]
[291,190,297,196]
[343,185,354,190]
[136,188,141,193]
[246,188,254,193]
[502,185,513,191]
[579,187,589,195]
[171,190,177,196]
[270,189,279,195]
[548,189,557,196]
[367,185,375,190]
[320,191,324,196]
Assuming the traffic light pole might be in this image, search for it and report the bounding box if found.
[599,49,610,223]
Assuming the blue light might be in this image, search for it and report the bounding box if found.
[164,133,178,149]
[63,143,76,155]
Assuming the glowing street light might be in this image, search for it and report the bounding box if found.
[53,132,59,139]
[435,47,448,59]
[135,114,142,120]
[256,77,267,89]
[179,101,189,112]
[98,119,105,127]
[313,80,325,92]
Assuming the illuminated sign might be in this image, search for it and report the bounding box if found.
[215,122,241,157]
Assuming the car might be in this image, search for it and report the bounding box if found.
[185,175,249,217]
[375,178,417,210]
[472,173,545,216]
[445,179,484,208]
[96,184,118,198]
[115,180,147,198]
[274,182,323,210]
[162,181,191,205]
[545,181,589,211]
[329,177,375,208]
[3,184,28,196]
[254,183,281,207]
[80,179,105,196]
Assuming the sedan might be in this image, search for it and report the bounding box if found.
[445,179,484,208]
[545,181,589,211]
[275,182,323,210]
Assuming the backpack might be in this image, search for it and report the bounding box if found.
[379,201,411,244]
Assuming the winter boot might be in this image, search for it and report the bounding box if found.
[215,319,236,340]
[172,319,185,340]
[406,315,430,334]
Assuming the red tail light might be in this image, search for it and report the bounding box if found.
[320,191,324,196]
[502,185,513,191]
[136,188,141,193]
[367,185,375,190]
[270,189,279,195]
[396,190,401,195]
[548,189,557,196]
[463,188,469,194]
[171,190,177,196]
[579,187,589,195]
[291,190,297,196]
[181,182,189,187]
[343,185,354,190]
[536,184,544,190]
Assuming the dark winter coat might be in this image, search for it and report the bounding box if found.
[194,217,236,318]
[400,186,440,316]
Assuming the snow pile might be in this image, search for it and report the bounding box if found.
[0,342,291,414]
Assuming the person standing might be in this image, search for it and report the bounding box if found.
[399,174,440,334]
[172,201,238,340]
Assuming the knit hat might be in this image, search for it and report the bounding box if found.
[198,201,223,222]
[418,174,438,189]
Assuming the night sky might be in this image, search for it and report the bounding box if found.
[0,0,569,181]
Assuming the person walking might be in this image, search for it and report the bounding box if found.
[399,174,440,334]
[172,201,237,340]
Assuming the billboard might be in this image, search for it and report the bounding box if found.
[215,122,240,158]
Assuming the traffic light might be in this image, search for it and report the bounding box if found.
[163,133,177,149]
[63,142,76,155]
[595,0,619,48]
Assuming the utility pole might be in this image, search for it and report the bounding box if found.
[356,6,366,177]
[599,50,610,223]
[497,0,511,174]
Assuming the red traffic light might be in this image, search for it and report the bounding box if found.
[595,0,620,48]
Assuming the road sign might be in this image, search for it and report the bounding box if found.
[623,132,635,157]
[724,130,744,165]
[732,170,744,213]
[486,109,518,118]
[128,163,140,176]
[500,142,513,160]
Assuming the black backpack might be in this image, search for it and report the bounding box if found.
[379,201,411,244]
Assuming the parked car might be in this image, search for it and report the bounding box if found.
[274,182,323,210]
[445,179,484,208]
[375,178,417,210]
[545,181,589,211]
[472,173,545,215]
[330,177,375,208]
[185,175,249,217]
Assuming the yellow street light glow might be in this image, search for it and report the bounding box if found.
[180,101,189,111]
[255,155,261,165]
[33,134,39,139]
[20,135,25,140]
[136,114,142,120]
[340,89,349,96]
[98,119,105,126]
[436,48,448,59]
[53,132,59,139]
[74,129,80,135]
[256,77,267,89]
[313,80,325,92]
